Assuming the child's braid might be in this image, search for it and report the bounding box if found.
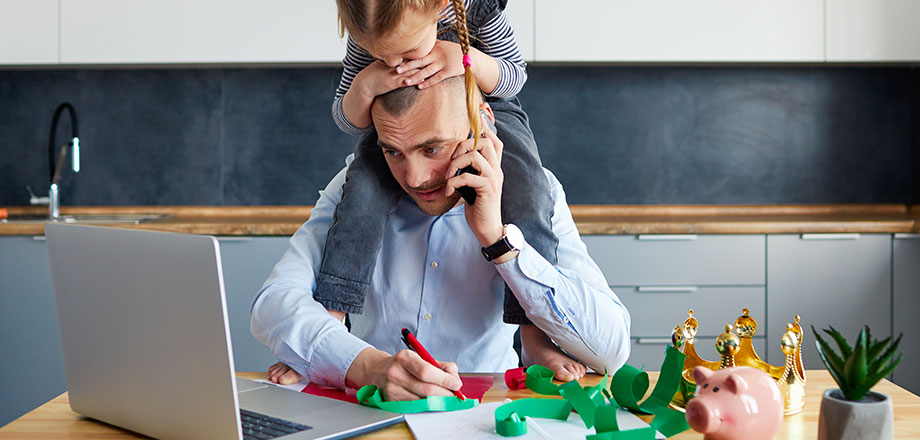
[450,0,481,146]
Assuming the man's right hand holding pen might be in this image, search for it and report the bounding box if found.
[344,344,464,401]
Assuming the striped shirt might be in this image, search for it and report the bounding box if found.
[332,0,528,135]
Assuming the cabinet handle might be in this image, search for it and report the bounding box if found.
[894,233,920,240]
[32,236,47,242]
[637,338,672,344]
[800,233,860,240]
[637,286,698,293]
[216,236,254,242]
[637,234,698,241]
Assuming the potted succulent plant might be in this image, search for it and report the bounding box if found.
[812,325,902,440]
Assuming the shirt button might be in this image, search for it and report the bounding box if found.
[425,313,432,320]
[530,269,537,277]
[430,261,439,269]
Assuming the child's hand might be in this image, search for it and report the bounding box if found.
[353,60,423,100]
[396,40,465,90]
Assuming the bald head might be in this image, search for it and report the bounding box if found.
[373,75,469,118]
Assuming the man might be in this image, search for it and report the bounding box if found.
[251,76,630,401]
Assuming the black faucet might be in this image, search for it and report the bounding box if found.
[47,102,80,219]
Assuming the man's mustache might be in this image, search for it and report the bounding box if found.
[407,177,446,193]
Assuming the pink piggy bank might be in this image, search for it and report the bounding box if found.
[685,366,784,440]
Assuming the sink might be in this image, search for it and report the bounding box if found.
[1,213,170,224]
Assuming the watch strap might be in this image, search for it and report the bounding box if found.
[482,227,514,262]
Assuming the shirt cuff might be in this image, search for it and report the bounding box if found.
[309,327,372,389]
[493,243,558,297]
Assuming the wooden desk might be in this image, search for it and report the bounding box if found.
[2,371,919,439]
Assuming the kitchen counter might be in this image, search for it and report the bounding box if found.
[3,370,920,439]
[1,204,918,236]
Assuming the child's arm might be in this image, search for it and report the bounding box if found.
[473,8,528,98]
[399,6,526,98]
[334,37,421,133]
[400,42,501,94]
[340,61,413,130]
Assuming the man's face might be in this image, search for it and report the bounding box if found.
[372,87,468,216]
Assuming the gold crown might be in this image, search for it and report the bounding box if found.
[668,308,806,415]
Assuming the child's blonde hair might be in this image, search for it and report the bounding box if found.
[336,0,442,41]
[337,0,481,144]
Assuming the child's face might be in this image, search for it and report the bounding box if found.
[360,7,439,68]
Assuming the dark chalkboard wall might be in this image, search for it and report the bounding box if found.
[0,66,917,206]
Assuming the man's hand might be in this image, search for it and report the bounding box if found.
[445,114,506,250]
[346,347,462,401]
[397,40,465,89]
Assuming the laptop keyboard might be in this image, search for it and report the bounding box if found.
[240,408,313,439]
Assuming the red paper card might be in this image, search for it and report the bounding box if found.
[457,375,494,401]
[301,383,359,403]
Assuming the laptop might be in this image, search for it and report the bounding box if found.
[45,223,403,440]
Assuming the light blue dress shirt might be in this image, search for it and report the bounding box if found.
[250,160,631,389]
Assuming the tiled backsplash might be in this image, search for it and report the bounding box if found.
[1,66,917,206]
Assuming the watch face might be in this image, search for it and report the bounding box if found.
[504,224,525,250]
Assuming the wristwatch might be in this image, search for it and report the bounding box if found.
[481,224,525,262]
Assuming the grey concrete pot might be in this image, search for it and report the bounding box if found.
[817,389,893,440]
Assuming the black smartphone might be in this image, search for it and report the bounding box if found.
[456,110,497,205]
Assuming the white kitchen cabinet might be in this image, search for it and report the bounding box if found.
[614,286,765,338]
[893,233,920,394]
[215,236,290,372]
[60,1,345,64]
[583,235,765,286]
[826,0,920,61]
[533,0,824,62]
[503,0,534,62]
[0,0,59,64]
[583,234,769,360]
[0,236,66,427]
[629,337,767,373]
[766,234,891,369]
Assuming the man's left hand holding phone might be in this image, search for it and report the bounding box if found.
[445,108,509,257]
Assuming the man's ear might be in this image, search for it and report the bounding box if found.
[479,102,495,124]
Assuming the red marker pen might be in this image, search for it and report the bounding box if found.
[401,328,466,400]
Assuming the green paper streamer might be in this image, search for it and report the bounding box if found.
[355,385,478,414]
[523,364,562,395]
[496,345,689,439]
[611,365,649,412]
[494,398,573,436]
[611,345,685,415]
[587,427,658,440]
[557,380,606,428]
[587,403,657,440]
[593,404,620,433]
[648,407,691,438]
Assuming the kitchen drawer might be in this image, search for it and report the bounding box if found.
[582,235,765,286]
[627,337,767,371]
[766,233,891,369]
[614,286,765,338]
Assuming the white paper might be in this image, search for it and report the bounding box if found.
[253,378,308,393]
[404,401,664,440]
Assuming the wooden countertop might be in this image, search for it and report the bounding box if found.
[2,204,919,236]
[1,370,918,439]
